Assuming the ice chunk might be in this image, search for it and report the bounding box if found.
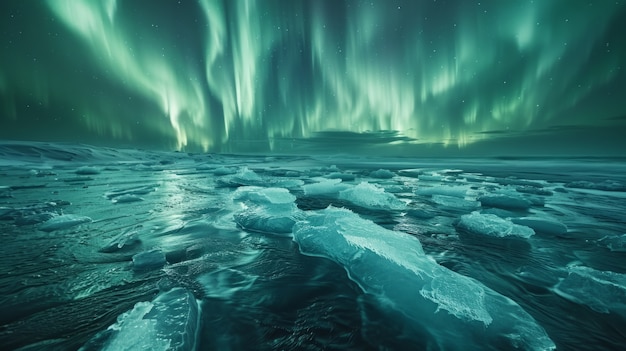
[233,186,296,205]
[478,194,532,210]
[132,249,166,271]
[554,266,626,314]
[302,178,350,196]
[597,234,626,252]
[80,288,198,351]
[39,214,92,232]
[416,185,470,198]
[112,194,143,203]
[293,207,554,350]
[234,210,296,235]
[218,167,304,189]
[338,182,406,210]
[512,217,567,235]
[369,169,395,179]
[431,194,480,210]
[232,187,300,235]
[457,212,535,238]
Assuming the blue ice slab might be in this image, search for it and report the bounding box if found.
[458,211,535,238]
[554,266,626,315]
[80,288,199,351]
[338,182,406,210]
[293,207,554,350]
[232,186,300,235]
[302,178,350,196]
[369,169,395,179]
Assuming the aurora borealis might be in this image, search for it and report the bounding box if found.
[1,0,625,155]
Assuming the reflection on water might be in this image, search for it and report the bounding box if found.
[0,144,625,350]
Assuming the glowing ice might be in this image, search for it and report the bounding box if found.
[80,288,199,351]
[431,194,480,210]
[369,169,395,179]
[416,185,470,198]
[293,207,555,350]
[458,212,535,238]
[597,234,626,252]
[232,186,300,235]
[338,182,406,210]
[112,194,143,203]
[554,266,626,315]
[302,178,350,196]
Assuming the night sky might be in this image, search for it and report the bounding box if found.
[1,0,625,156]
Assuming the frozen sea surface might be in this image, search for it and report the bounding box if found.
[1,141,625,350]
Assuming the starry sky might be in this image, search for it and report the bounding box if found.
[1,0,625,156]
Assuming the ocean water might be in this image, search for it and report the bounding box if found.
[0,142,625,350]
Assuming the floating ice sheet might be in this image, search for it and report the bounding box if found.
[458,212,535,238]
[554,266,626,315]
[233,186,300,235]
[293,207,555,350]
[302,178,350,196]
[80,288,199,351]
[338,182,406,210]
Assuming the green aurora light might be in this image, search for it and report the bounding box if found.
[1,0,625,155]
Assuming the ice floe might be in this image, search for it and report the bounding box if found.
[457,212,535,238]
[80,288,199,351]
[132,249,166,271]
[232,186,300,235]
[293,207,555,350]
[554,266,626,315]
[338,182,406,210]
[38,214,92,232]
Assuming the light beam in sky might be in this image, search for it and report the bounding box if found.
[0,0,625,154]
